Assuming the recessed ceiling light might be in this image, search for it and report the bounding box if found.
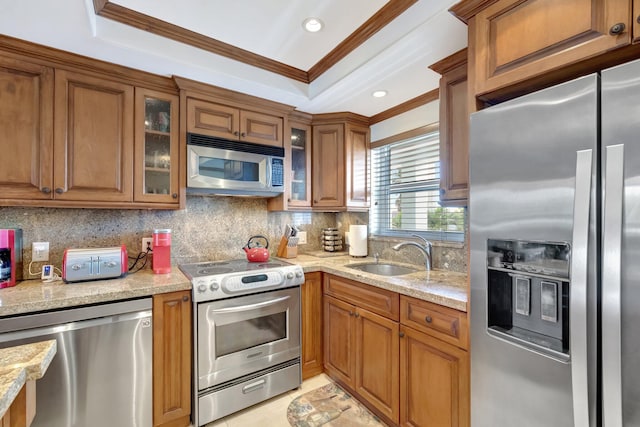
[303,17,324,33]
[372,90,388,98]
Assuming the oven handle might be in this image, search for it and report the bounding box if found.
[209,295,290,314]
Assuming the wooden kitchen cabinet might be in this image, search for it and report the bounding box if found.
[0,56,53,202]
[54,69,134,202]
[288,119,313,209]
[324,275,400,424]
[400,295,469,427]
[186,98,283,147]
[311,114,370,211]
[134,88,180,205]
[153,290,192,427]
[429,49,469,206]
[451,0,638,101]
[301,272,323,379]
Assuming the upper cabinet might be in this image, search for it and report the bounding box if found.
[429,49,469,206]
[311,114,370,211]
[451,0,640,101]
[54,69,134,203]
[288,118,313,208]
[0,56,53,201]
[134,88,180,205]
[186,98,284,147]
[0,37,182,209]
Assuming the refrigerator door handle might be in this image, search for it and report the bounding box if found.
[602,144,624,427]
[570,149,592,427]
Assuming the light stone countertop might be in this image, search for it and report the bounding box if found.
[0,269,191,317]
[291,254,468,312]
[0,339,57,419]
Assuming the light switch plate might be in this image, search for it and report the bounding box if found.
[297,231,307,245]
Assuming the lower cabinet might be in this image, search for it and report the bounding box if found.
[153,290,192,427]
[301,272,324,379]
[323,274,469,427]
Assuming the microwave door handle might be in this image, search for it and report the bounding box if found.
[602,144,624,427]
[209,295,290,314]
[570,148,592,427]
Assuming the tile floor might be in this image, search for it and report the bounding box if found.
[204,373,332,426]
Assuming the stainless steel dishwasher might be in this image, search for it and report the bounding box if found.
[0,298,153,427]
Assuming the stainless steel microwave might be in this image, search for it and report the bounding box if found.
[187,133,285,197]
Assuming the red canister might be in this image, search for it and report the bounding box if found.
[152,229,171,274]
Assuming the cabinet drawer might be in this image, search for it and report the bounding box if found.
[400,295,468,350]
[323,275,399,321]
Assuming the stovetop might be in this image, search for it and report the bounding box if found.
[179,258,304,302]
[178,259,294,279]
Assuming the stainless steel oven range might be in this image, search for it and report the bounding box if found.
[179,259,304,426]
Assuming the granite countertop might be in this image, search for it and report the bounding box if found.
[292,254,468,312]
[0,340,57,419]
[0,269,191,317]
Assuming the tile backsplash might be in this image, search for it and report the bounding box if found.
[0,196,467,279]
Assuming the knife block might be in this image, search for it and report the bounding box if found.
[276,236,298,258]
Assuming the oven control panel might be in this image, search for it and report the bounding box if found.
[191,265,304,302]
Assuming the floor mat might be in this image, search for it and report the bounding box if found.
[287,382,387,427]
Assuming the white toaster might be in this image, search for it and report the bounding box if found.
[62,246,127,283]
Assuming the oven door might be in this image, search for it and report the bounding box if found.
[197,286,300,390]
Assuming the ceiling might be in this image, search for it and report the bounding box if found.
[0,0,467,117]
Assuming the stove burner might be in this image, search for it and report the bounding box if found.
[254,262,284,268]
[196,262,230,268]
[197,267,233,275]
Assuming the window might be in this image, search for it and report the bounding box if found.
[371,128,464,241]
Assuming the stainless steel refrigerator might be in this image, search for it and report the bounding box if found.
[469,58,640,426]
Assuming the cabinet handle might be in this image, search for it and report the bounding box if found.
[399,331,405,338]
[172,193,178,199]
[609,22,626,35]
[182,295,189,302]
[425,315,433,324]
[55,187,64,194]
[41,187,51,194]
[354,312,360,318]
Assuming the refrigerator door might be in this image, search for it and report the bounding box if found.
[601,58,640,427]
[469,75,599,427]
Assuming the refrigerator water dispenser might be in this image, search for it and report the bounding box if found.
[486,239,570,361]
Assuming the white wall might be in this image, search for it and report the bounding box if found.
[370,100,439,142]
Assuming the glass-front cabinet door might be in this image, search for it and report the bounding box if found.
[134,88,179,205]
[288,122,312,208]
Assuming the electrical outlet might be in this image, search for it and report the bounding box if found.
[141,237,153,252]
[32,242,49,262]
[298,231,307,245]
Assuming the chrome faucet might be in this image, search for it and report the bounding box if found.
[392,234,433,270]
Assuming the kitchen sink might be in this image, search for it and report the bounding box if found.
[347,263,418,276]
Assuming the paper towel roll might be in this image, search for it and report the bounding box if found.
[349,225,368,257]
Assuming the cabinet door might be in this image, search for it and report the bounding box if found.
[54,70,133,202]
[0,57,53,200]
[134,88,180,204]
[355,308,399,424]
[439,60,469,206]
[471,0,630,98]
[345,124,369,209]
[400,325,469,427]
[153,291,192,427]
[301,272,323,379]
[312,124,345,208]
[288,122,312,208]
[240,110,283,147]
[187,98,239,140]
[324,295,356,388]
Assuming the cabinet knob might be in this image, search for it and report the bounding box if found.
[233,131,239,136]
[172,193,178,199]
[287,198,291,202]
[348,311,354,316]
[241,132,246,137]
[55,187,64,194]
[41,187,51,194]
[314,200,318,204]
[440,188,446,194]
[425,315,433,324]
[637,15,640,24]
[182,295,189,302]
[354,312,360,318]
[610,22,626,35]
[399,331,405,338]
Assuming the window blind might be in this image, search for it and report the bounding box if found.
[371,130,465,241]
